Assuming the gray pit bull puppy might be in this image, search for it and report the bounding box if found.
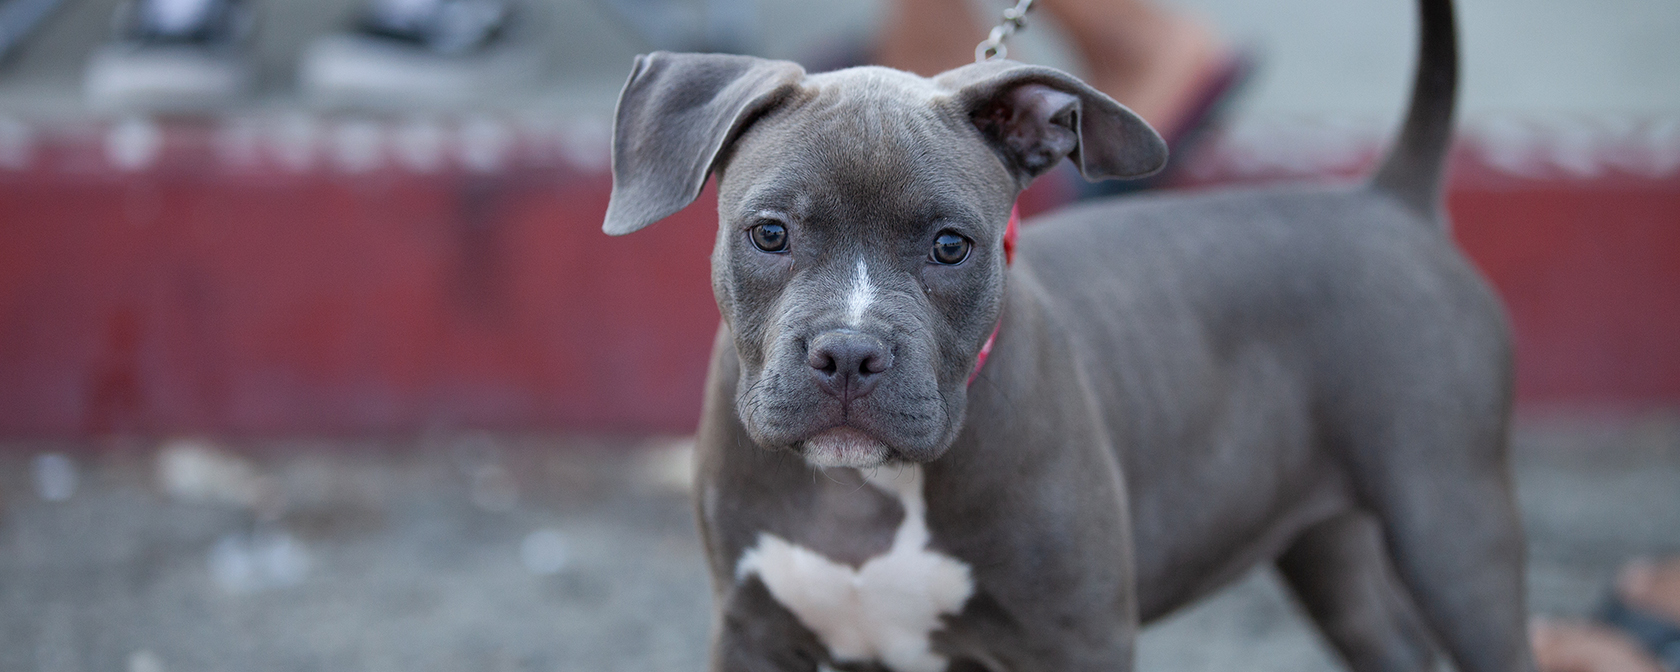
[602,0,1538,670]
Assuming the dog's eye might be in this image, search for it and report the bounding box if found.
[750,222,789,253]
[929,231,971,265]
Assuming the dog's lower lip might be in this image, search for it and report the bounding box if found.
[797,427,895,468]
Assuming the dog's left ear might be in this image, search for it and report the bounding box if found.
[604,52,807,236]
[938,60,1168,184]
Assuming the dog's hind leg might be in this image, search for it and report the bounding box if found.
[1277,511,1439,672]
[1342,416,1538,672]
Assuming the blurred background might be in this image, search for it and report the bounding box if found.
[0,0,1675,670]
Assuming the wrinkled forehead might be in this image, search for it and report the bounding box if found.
[801,66,956,114]
[718,67,1015,220]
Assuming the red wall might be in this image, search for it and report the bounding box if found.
[0,119,1675,437]
[1454,185,1680,405]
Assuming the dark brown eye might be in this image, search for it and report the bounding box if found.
[750,222,789,253]
[930,231,971,265]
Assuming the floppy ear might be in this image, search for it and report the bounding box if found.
[936,60,1167,184]
[603,52,806,236]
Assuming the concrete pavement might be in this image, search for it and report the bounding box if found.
[2,416,1677,671]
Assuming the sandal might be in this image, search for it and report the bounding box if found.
[1600,594,1680,672]
[1079,48,1256,199]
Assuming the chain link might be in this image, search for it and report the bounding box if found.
[975,0,1036,62]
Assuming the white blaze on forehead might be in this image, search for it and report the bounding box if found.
[845,259,878,327]
[735,466,973,672]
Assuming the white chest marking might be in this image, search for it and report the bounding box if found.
[735,466,973,672]
[844,259,878,328]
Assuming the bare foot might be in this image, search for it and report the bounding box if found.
[1620,557,1680,624]
[1531,619,1665,672]
[1043,0,1228,136]
[876,0,1230,139]
[875,0,987,77]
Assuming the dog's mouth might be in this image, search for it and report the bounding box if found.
[737,324,959,466]
[794,427,898,469]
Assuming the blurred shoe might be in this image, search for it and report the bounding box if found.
[1078,49,1255,199]
[1599,559,1680,672]
[1600,596,1680,672]
[0,0,72,64]
[1531,618,1667,672]
[300,0,538,109]
[357,0,510,56]
[83,0,253,111]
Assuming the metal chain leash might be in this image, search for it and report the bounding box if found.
[975,0,1036,62]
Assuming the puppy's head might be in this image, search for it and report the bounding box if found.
[604,53,1164,467]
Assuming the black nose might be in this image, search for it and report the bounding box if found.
[807,330,893,403]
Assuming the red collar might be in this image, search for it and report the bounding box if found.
[967,203,1019,385]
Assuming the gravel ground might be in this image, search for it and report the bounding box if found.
[2,413,1677,672]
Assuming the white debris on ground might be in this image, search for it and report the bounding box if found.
[127,649,165,672]
[30,452,77,502]
[451,431,521,512]
[519,528,569,576]
[155,438,274,511]
[636,436,696,494]
[152,438,313,595]
[208,529,313,594]
[469,463,520,512]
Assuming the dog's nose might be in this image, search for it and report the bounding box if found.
[807,330,893,402]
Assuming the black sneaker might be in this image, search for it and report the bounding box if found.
[83,0,253,110]
[301,0,538,109]
[356,0,509,55]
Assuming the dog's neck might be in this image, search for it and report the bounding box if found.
[967,203,1021,386]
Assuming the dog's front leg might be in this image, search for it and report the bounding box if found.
[926,439,1141,670]
[709,578,830,672]
[928,293,1143,671]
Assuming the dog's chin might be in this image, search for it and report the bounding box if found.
[797,427,895,469]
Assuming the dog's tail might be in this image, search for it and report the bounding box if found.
[1369,0,1458,222]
